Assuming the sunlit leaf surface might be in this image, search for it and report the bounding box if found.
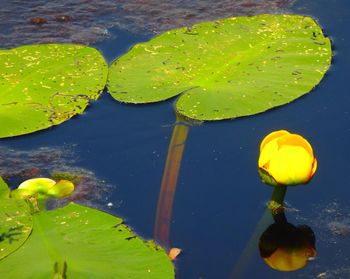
[0,203,174,279]
[0,177,9,199]
[108,15,331,120]
[0,44,108,138]
[0,179,32,260]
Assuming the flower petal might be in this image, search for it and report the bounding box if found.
[258,137,280,168]
[260,130,290,153]
[268,145,313,185]
[277,134,314,158]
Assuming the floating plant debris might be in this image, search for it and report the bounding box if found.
[0,145,112,208]
[0,0,295,48]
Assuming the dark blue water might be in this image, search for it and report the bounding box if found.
[1,0,350,278]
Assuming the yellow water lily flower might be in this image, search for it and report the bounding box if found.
[258,130,317,186]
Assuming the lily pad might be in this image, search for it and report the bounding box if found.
[0,44,108,138]
[0,180,33,260]
[0,177,9,199]
[0,203,174,279]
[108,14,331,120]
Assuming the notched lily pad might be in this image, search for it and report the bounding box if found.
[0,44,108,138]
[108,14,332,120]
[0,203,174,278]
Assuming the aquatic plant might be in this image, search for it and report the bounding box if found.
[107,14,331,247]
[233,130,317,276]
[0,13,332,277]
[0,177,174,278]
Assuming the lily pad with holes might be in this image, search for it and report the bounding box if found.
[0,179,33,260]
[0,44,108,138]
[108,14,331,120]
[0,203,174,279]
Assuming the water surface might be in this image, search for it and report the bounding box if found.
[1,0,350,278]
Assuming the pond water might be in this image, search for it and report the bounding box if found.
[1,0,350,278]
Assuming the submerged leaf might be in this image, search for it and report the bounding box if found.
[0,44,108,138]
[0,203,174,278]
[108,14,331,120]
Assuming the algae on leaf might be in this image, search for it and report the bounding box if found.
[0,44,108,138]
[0,203,174,279]
[108,14,332,120]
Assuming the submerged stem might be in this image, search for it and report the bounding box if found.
[268,186,287,217]
[154,115,190,248]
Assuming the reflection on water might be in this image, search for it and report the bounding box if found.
[259,212,316,272]
[0,145,112,208]
[0,0,295,48]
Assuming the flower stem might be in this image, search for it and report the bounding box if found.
[154,114,190,248]
[271,186,287,205]
[268,186,287,222]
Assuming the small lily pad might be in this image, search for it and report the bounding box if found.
[18,178,56,194]
[0,44,108,138]
[47,180,74,198]
[108,14,331,120]
[14,177,74,199]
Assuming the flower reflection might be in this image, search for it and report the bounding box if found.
[259,213,316,272]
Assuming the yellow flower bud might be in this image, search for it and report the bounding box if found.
[258,130,317,186]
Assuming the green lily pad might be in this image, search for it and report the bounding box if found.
[108,14,331,120]
[0,179,33,260]
[0,44,108,138]
[0,203,174,279]
[0,177,10,199]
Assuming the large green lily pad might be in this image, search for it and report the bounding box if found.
[0,203,174,279]
[108,14,331,120]
[0,44,108,138]
[0,179,33,260]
